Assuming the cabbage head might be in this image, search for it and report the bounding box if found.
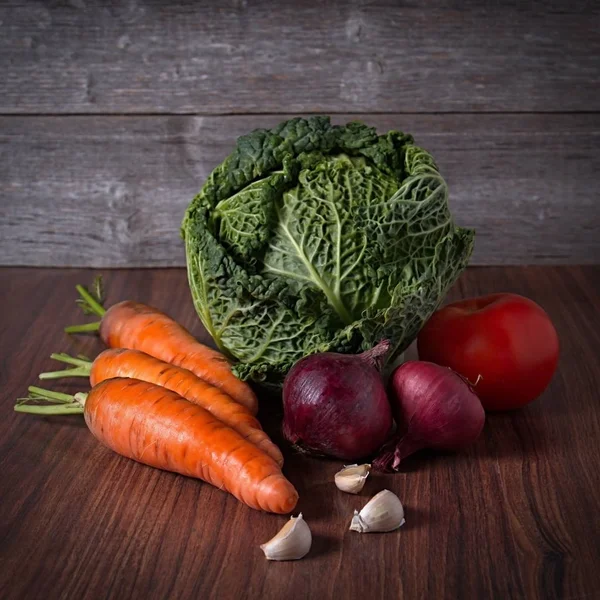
[182,117,474,384]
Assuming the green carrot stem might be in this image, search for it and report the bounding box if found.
[50,353,92,367]
[39,367,90,380]
[28,386,74,403]
[39,353,92,379]
[76,284,106,318]
[64,321,101,334]
[14,390,88,415]
[14,403,84,415]
[74,392,89,405]
[65,278,106,334]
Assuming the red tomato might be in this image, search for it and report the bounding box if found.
[417,293,559,411]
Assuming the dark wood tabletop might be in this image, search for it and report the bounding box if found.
[1,266,599,600]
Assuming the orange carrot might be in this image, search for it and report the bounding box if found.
[64,281,258,414]
[40,349,283,466]
[15,379,298,514]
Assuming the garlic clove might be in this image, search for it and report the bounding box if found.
[334,463,371,494]
[260,513,312,560]
[349,489,405,533]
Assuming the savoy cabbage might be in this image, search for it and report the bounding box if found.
[182,117,474,384]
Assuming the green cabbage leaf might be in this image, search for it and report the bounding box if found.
[182,117,474,384]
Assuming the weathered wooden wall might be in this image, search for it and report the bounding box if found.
[0,0,599,266]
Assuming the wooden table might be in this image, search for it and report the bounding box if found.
[1,267,599,600]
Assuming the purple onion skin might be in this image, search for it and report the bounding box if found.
[374,361,485,472]
[282,343,393,461]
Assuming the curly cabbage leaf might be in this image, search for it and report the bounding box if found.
[183,117,474,384]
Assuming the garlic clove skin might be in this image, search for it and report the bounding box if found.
[349,489,405,533]
[334,463,371,494]
[260,513,312,560]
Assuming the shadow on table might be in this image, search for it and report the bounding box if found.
[399,505,430,532]
[48,415,88,428]
[309,533,341,559]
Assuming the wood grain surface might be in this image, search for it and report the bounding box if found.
[1,0,599,267]
[2,113,599,267]
[1,0,598,114]
[0,267,599,600]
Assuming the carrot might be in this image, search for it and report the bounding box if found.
[40,349,283,466]
[15,379,298,514]
[64,280,258,414]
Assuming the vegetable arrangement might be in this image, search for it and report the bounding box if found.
[16,279,294,513]
[14,118,561,561]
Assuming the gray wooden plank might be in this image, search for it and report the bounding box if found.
[1,114,599,267]
[0,0,599,114]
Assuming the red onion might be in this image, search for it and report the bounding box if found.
[282,341,393,461]
[374,361,485,472]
